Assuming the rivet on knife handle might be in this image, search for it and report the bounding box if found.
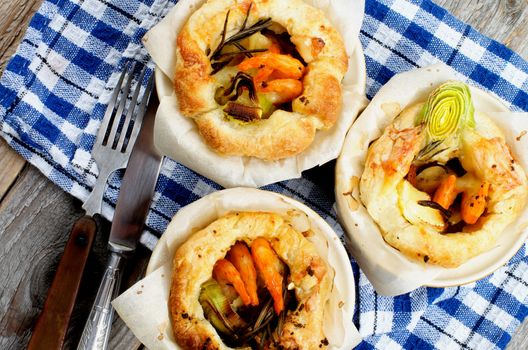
[28,216,96,350]
[77,251,124,350]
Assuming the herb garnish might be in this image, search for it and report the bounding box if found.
[417,200,452,219]
[210,3,272,74]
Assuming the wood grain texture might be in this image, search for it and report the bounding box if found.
[0,0,526,350]
[0,166,148,349]
[0,0,41,205]
[436,0,528,60]
[0,139,25,201]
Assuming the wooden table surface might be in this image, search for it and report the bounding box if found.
[0,0,527,349]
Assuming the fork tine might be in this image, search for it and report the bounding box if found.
[107,61,137,148]
[97,62,129,144]
[122,73,154,153]
[116,64,148,153]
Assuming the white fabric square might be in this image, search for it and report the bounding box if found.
[192,179,217,197]
[32,154,54,177]
[407,310,423,331]
[359,311,376,336]
[377,310,395,333]
[48,13,66,33]
[436,22,462,48]
[25,91,45,113]
[444,318,471,342]
[76,94,97,114]
[61,23,90,47]
[47,50,70,76]
[85,117,100,136]
[365,41,392,65]
[83,0,107,18]
[459,38,486,62]
[376,334,403,350]
[49,145,69,167]
[464,290,489,315]
[104,47,123,65]
[416,51,439,67]
[37,62,61,91]
[60,120,82,141]
[502,62,528,89]
[377,23,403,50]
[485,304,515,332]
[466,333,497,350]
[391,0,419,21]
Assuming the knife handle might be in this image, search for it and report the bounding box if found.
[77,251,124,350]
[28,215,96,350]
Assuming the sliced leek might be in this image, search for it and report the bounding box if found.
[417,81,475,143]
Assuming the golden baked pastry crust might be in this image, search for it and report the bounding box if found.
[169,212,333,350]
[174,0,348,160]
[359,103,528,268]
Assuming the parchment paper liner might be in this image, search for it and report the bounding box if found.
[113,188,361,349]
[142,0,367,188]
[335,63,528,296]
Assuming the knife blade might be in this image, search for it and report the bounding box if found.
[77,75,162,350]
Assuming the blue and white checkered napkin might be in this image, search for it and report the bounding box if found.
[0,0,526,349]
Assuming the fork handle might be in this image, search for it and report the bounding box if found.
[28,216,96,350]
[83,165,114,216]
[77,251,125,350]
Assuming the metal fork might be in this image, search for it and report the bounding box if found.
[82,62,151,217]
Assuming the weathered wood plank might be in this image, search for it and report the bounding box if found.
[435,0,528,60]
[0,165,150,349]
[0,0,43,70]
[0,0,43,206]
[0,139,25,201]
[0,0,526,350]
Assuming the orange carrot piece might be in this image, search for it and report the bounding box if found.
[238,52,304,79]
[461,181,490,225]
[433,174,458,209]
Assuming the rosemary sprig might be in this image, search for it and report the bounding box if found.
[213,18,272,58]
[415,140,447,161]
[417,200,452,219]
[215,48,267,58]
[209,3,272,73]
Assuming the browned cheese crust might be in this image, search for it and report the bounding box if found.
[174,0,348,160]
[359,103,528,268]
[169,212,333,350]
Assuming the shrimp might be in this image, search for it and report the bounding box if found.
[238,53,305,79]
[381,125,425,177]
[461,131,524,191]
[253,66,274,90]
[226,242,259,306]
[250,238,284,315]
[260,79,303,104]
[213,259,252,306]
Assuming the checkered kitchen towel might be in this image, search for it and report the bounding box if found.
[0,0,527,349]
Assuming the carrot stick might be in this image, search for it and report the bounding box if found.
[433,174,458,209]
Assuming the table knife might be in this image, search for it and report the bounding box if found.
[27,64,149,350]
[77,79,162,350]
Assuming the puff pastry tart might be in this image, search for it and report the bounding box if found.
[169,212,333,349]
[360,81,528,268]
[174,0,348,160]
